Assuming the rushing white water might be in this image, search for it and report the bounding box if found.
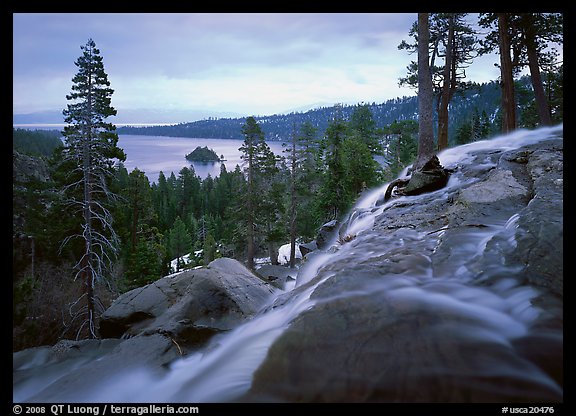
[14,124,563,402]
[83,252,341,402]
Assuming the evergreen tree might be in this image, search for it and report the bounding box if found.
[342,104,382,195]
[261,173,286,266]
[168,216,192,272]
[13,128,64,157]
[295,122,324,239]
[152,171,177,231]
[212,163,233,219]
[454,121,473,146]
[316,111,352,221]
[222,165,248,257]
[478,13,518,133]
[497,14,518,133]
[348,103,381,154]
[124,226,165,290]
[176,166,202,226]
[399,13,476,150]
[342,133,383,195]
[200,174,215,218]
[382,119,418,178]
[547,64,563,123]
[124,168,153,252]
[239,116,278,270]
[285,123,299,268]
[203,232,217,265]
[239,117,261,270]
[59,38,125,339]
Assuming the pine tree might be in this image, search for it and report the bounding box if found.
[349,103,381,154]
[239,116,278,270]
[399,13,476,151]
[124,168,153,252]
[383,119,418,178]
[286,123,299,268]
[516,13,562,126]
[316,111,352,221]
[152,171,177,231]
[478,13,517,133]
[168,216,192,272]
[497,14,517,133]
[203,232,217,265]
[296,122,324,239]
[342,134,382,195]
[59,38,125,339]
[239,117,261,270]
[124,227,165,291]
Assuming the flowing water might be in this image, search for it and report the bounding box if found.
[14,125,563,402]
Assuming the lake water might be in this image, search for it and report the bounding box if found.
[117,135,289,183]
[14,124,289,183]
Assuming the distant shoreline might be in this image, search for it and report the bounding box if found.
[14,123,176,129]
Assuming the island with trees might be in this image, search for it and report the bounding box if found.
[185,146,223,163]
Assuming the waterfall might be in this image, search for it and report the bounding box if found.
[14,124,563,403]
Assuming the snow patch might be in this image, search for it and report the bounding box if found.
[277,243,302,265]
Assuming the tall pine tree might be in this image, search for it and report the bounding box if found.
[60,39,125,339]
[316,110,352,221]
[239,116,278,270]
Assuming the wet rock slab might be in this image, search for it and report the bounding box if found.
[244,138,563,403]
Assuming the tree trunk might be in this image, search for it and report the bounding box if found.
[289,126,297,268]
[268,223,279,266]
[415,13,435,171]
[82,255,96,339]
[246,149,255,271]
[523,15,552,126]
[437,15,455,151]
[83,62,96,339]
[498,13,517,134]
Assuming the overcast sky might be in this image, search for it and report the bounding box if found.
[13,13,504,119]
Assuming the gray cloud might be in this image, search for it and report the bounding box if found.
[13,13,505,116]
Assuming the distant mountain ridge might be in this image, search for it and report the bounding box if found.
[117,79,507,143]
[13,108,243,125]
[16,78,524,144]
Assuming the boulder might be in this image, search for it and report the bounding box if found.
[257,264,298,290]
[16,258,278,402]
[299,240,318,256]
[316,220,339,249]
[99,257,276,348]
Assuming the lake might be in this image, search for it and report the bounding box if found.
[117,135,289,183]
[14,124,291,183]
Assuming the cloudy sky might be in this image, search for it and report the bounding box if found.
[13,13,503,121]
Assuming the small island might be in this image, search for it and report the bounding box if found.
[185,146,223,163]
